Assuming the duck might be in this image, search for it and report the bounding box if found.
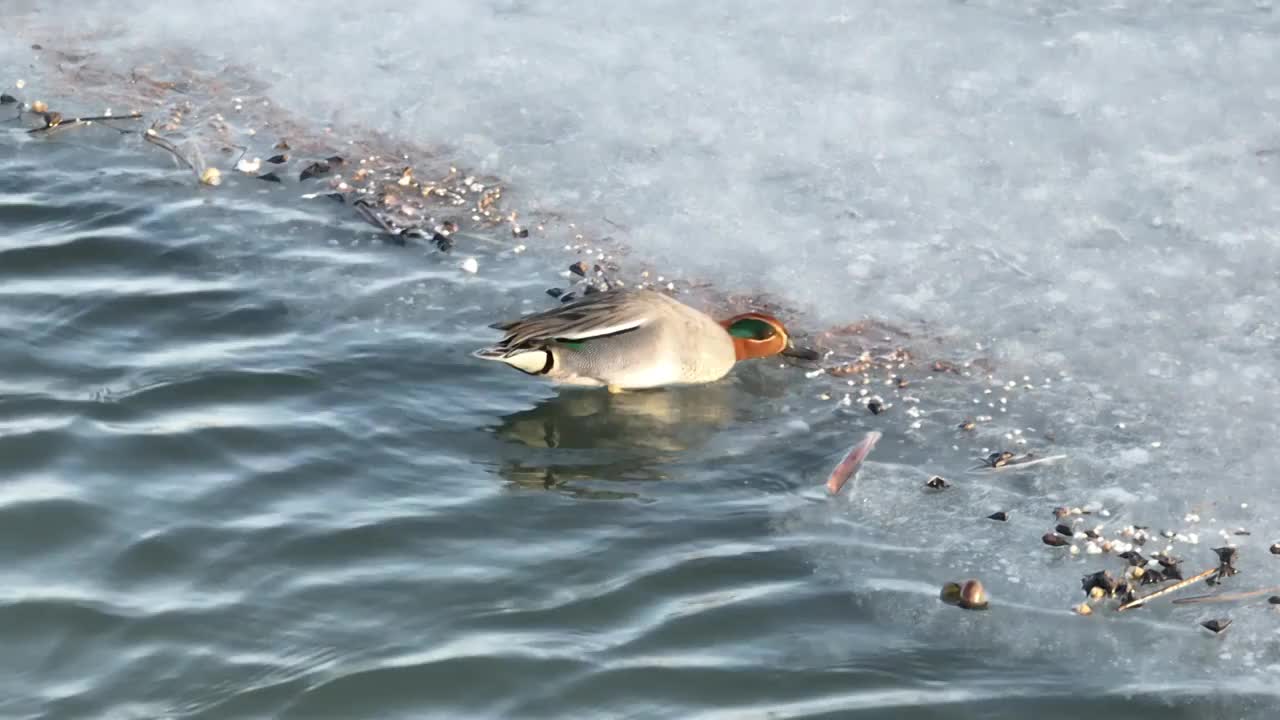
[473,288,813,391]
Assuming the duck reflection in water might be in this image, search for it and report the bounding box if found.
[490,382,744,499]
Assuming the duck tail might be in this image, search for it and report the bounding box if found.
[471,346,554,375]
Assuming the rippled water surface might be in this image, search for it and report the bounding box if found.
[5,3,1280,719]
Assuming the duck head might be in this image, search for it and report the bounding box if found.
[720,312,818,362]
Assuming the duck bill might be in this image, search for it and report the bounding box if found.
[779,341,820,361]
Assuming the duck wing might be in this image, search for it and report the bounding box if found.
[487,290,650,355]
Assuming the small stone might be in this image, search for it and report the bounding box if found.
[1074,602,1093,616]
[512,225,529,238]
[30,99,47,113]
[867,398,884,415]
[546,287,564,298]
[256,172,281,183]
[1268,596,1280,605]
[199,167,222,186]
[0,93,16,104]
[431,232,454,252]
[569,261,589,277]
[459,257,479,274]
[1201,618,1231,634]
[267,154,288,164]
[958,579,988,610]
[987,511,1008,522]
[958,418,976,431]
[1043,532,1070,548]
[1055,524,1073,537]
[1270,543,1280,555]
[926,476,950,490]
[1053,507,1071,519]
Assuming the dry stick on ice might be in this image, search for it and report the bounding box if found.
[1172,585,1280,606]
[28,111,143,134]
[1116,567,1219,612]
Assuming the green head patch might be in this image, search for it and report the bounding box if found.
[727,317,777,340]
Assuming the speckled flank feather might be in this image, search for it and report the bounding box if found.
[473,288,744,389]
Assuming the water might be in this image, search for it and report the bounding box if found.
[3,3,1280,718]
